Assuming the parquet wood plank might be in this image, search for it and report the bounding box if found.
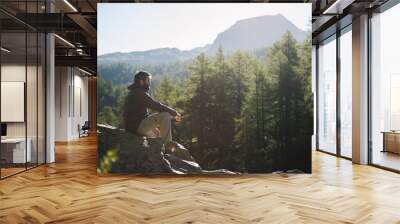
[0,136,399,223]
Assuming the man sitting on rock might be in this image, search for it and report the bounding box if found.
[124,71,182,150]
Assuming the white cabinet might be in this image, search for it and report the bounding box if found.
[1,138,32,163]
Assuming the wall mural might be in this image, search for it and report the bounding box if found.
[97,3,313,175]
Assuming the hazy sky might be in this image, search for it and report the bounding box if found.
[98,3,311,55]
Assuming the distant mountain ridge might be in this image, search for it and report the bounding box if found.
[99,47,203,66]
[98,14,308,65]
[207,14,307,54]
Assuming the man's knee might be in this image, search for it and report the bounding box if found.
[159,112,171,120]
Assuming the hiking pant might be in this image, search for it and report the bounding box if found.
[137,112,172,142]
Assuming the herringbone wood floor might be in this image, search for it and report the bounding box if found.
[1,136,400,224]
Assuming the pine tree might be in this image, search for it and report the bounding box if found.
[154,75,175,106]
[99,31,313,173]
[185,53,213,167]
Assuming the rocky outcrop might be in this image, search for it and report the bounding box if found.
[97,124,237,175]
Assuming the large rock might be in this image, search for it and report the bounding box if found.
[97,124,237,175]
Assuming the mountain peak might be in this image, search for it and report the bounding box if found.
[206,14,306,54]
[99,14,307,64]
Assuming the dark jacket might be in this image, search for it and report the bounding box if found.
[124,85,177,133]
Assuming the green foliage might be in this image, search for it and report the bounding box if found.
[154,76,177,107]
[97,148,119,174]
[98,31,313,173]
[240,32,313,172]
[97,77,127,127]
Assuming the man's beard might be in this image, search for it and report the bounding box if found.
[143,84,150,91]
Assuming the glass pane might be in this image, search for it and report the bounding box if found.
[1,31,27,177]
[26,0,38,169]
[340,28,352,158]
[371,4,400,171]
[27,31,38,169]
[38,33,45,165]
[318,36,337,154]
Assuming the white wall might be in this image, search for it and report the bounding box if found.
[55,67,89,141]
[71,72,89,138]
[55,66,69,141]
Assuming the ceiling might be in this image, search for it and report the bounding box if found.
[0,0,98,74]
[311,0,391,43]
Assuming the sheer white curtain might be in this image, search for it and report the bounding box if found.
[340,28,352,158]
[318,36,337,154]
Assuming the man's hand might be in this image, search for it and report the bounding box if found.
[153,128,160,137]
[175,112,182,123]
